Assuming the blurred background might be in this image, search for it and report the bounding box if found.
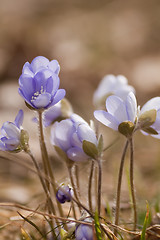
[0,0,160,233]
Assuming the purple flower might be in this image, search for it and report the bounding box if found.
[75,221,93,240]
[18,56,66,109]
[56,184,73,204]
[0,110,24,151]
[94,92,137,133]
[51,114,98,161]
[93,74,135,107]
[94,92,160,138]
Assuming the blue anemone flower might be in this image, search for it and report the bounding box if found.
[18,56,66,109]
[0,110,24,151]
[51,114,98,162]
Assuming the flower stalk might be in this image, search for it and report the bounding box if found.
[38,110,64,218]
[88,160,95,212]
[114,140,129,232]
[129,138,137,230]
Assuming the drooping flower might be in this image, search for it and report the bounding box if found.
[56,184,73,204]
[75,220,93,240]
[51,114,98,161]
[0,110,24,151]
[93,74,135,107]
[18,56,66,110]
[94,92,160,138]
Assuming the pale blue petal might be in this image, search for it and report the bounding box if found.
[22,62,34,77]
[67,147,88,162]
[30,56,49,73]
[126,92,137,122]
[94,110,119,131]
[48,60,60,74]
[106,95,128,122]
[140,97,160,114]
[19,75,35,96]
[70,114,88,125]
[71,132,82,148]
[49,89,66,107]
[32,93,51,108]
[2,122,20,138]
[14,110,24,128]
[54,119,75,151]
[151,109,160,132]
[1,138,20,145]
[77,123,97,145]
[44,102,61,127]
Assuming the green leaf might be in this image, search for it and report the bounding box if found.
[140,202,150,240]
[82,140,98,159]
[94,211,102,240]
[139,109,156,129]
[118,121,135,138]
[142,127,158,135]
[97,135,103,156]
[20,130,29,151]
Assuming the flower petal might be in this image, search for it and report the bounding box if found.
[49,89,66,107]
[48,60,60,74]
[14,110,24,128]
[30,56,49,73]
[94,110,119,131]
[44,102,61,127]
[53,119,75,151]
[126,92,137,122]
[2,122,20,138]
[77,123,97,145]
[22,62,34,77]
[106,95,128,122]
[140,97,160,114]
[67,147,88,162]
[32,93,51,108]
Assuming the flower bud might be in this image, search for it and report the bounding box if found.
[56,184,73,204]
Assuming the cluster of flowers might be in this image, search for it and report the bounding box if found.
[1,56,160,239]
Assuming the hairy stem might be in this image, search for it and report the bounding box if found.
[38,111,64,218]
[68,166,81,214]
[114,140,129,232]
[97,159,102,216]
[129,138,137,231]
[88,160,95,212]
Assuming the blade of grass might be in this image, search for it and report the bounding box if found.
[140,202,150,240]
[94,210,102,240]
[18,212,47,239]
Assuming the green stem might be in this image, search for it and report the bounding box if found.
[129,138,137,231]
[88,160,94,212]
[114,140,129,232]
[75,164,80,199]
[68,166,81,213]
[97,159,102,216]
[38,111,64,218]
